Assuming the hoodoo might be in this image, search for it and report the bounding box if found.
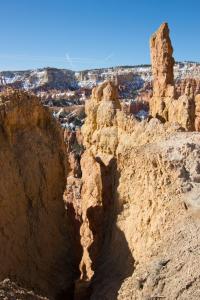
[150,23,196,130]
[151,23,175,97]
[150,23,175,120]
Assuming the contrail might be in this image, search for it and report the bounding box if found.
[0,52,114,66]
[103,53,114,62]
[64,52,114,68]
[65,53,74,68]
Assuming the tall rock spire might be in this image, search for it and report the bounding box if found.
[150,22,175,98]
[149,23,196,130]
[150,23,175,120]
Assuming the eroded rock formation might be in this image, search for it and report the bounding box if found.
[2,21,200,300]
[195,94,200,131]
[70,23,200,299]
[150,22,175,120]
[150,23,196,130]
[151,22,175,99]
[176,78,200,98]
[0,90,76,299]
[75,71,200,299]
[73,81,121,299]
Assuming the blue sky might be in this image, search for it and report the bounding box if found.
[0,0,199,71]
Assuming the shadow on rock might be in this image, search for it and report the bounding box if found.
[90,223,135,300]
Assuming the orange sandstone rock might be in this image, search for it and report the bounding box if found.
[150,23,195,130]
[150,22,175,99]
[0,90,75,299]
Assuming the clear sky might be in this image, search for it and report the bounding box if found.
[0,0,199,71]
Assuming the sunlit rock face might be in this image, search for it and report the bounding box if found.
[149,23,196,131]
[0,90,77,299]
[75,76,200,300]
[151,22,175,98]
[73,23,200,299]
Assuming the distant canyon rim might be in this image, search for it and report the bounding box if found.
[1,61,200,131]
[0,22,200,300]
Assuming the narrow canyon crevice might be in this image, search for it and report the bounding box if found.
[72,154,135,300]
[71,80,136,299]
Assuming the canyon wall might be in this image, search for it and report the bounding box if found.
[0,90,77,299]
